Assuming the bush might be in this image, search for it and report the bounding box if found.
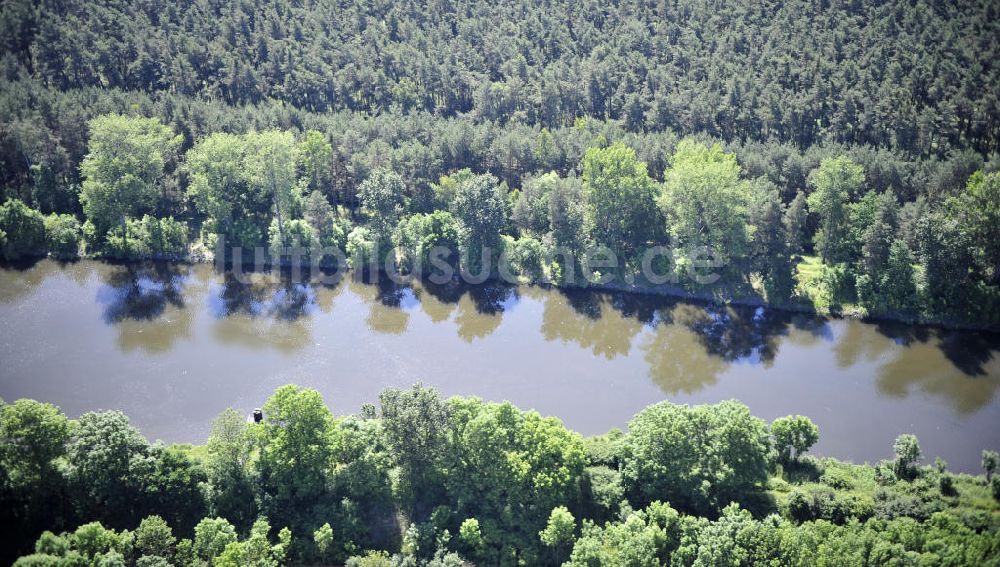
[855,273,877,311]
[771,415,820,464]
[103,222,143,259]
[582,429,624,468]
[939,474,956,497]
[800,262,852,312]
[141,216,188,256]
[345,551,392,567]
[786,490,813,522]
[81,220,100,251]
[103,216,188,259]
[34,532,69,556]
[501,235,546,282]
[893,434,922,481]
[785,487,869,524]
[268,218,317,261]
[0,199,46,260]
[620,400,770,515]
[346,226,377,269]
[395,211,460,275]
[12,554,62,567]
[820,468,856,490]
[583,466,625,523]
[43,213,81,258]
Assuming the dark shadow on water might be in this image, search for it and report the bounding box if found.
[873,320,932,348]
[369,277,420,311]
[208,271,317,321]
[875,319,1000,377]
[791,315,835,342]
[97,262,187,323]
[268,283,316,321]
[936,331,1000,377]
[607,291,660,326]
[419,278,467,305]
[0,255,45,272]
[419,277,520,316]
[683,304,790,366]
[210,273,268,318]
[467,281,519,315]
[558,287,604,320]
[558,287,794,366]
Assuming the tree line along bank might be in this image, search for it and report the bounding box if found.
[2,384,999,566]
[1,114,998,328]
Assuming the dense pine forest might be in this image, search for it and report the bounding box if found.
[3,386,1000,566]
[2,0,1000,564]
[0,0,999,325]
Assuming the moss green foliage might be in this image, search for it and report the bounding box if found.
[104,215,188,259]
[621,400,770,515]
[42,213,81,258]
[3,387,998,566]
[0,0,996,322]
[395,211,461,276]
[3,115,999,324]
[11,132,996,324]
[660,141,749,272]
[79,115,181,239]
[771,415,820,464]
[0,198,46,259]
[582,142,661,260]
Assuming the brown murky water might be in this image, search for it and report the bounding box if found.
[1,259,998,472]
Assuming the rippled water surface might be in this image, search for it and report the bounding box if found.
[1,259,998,472]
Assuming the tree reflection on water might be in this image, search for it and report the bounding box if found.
[7,259,995,412]
[94,262,195,353]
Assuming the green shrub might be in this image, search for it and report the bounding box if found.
[44,213,81,258]
[141,216,188,256]
[0,199,46,260]
[583,466,625,523]
[104,216,188,259]
[582,428,624,468]
[855,273,876,311]
[501,235,546,282]
[939,474,956,496]
[786,490,813,522]
[345,550,392,566]
[346,226,377,269]
[34,532,69,557]
[103,222,145,259]
[820,467,856,490]
[785,487,868,524]
[81,220,100,251]
[268,217,316,261]
[620,400,770,515]
[396,211,460,275]
[12,554,62,567]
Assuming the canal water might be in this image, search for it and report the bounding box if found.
[1,259,998,472]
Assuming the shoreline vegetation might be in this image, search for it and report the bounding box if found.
[3,113,1000,333]
[3,385,999,566]
[5,248,999,333]
[2,0,1000,563]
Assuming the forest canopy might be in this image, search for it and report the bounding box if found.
[2,1,1000,564]
[1,0,999,327]
[2,385,999,566]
